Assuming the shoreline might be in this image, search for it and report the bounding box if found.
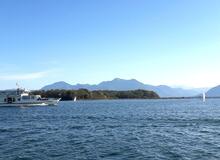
[59,97,220,101]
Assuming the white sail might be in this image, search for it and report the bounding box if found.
[203,92,206,102]
[74,97,77,102]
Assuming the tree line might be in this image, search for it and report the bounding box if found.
[31,89,160,100]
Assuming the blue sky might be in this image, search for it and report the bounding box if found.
[0,0,220,89]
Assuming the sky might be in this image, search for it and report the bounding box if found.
[0,0,220,89]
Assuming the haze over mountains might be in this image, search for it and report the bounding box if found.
[41,78,206,97]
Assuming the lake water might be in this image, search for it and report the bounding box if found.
[1,99,220,160]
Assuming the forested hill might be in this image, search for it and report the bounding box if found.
[32,89,159,100]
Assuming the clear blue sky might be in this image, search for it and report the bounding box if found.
[1,0,220,89]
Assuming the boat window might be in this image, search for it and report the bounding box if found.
[18,98,21,101]
[22,96,30,100]
[4,99,6,102]
[7,97,13,104]
[13,98,15,102]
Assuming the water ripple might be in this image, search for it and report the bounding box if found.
[1,99,220,159]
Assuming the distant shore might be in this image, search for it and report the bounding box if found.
[31,89,220,101]
[160,97,220,99]
[32,89,160,101]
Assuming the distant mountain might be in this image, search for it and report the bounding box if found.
[42,81,73,90]
[41,78,202,97]
[206,85,220,97]
[95,78,147,90]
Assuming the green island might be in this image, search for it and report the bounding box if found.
[32,89,160,100]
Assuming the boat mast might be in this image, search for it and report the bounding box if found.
[16,83,20,95]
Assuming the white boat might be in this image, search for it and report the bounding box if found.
[74,96,77,102]
[203,92,206,102]
[0,87,61,107]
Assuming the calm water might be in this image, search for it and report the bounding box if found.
[1,99,220,160]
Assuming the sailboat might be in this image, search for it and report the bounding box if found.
[74,96,77,102]
[203,92,206,102]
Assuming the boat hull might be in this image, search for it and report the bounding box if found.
[0,98,61,107]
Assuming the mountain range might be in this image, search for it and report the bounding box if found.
[206,85,220,97]
[41,78,205,97]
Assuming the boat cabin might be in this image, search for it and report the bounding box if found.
[0,89,41,104]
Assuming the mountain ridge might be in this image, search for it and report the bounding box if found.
[41,78,203,97]
[206,85,220,97]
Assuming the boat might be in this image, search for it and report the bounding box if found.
[203,92,206,102]
[74,96,77,102]
[0,86,61,107]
